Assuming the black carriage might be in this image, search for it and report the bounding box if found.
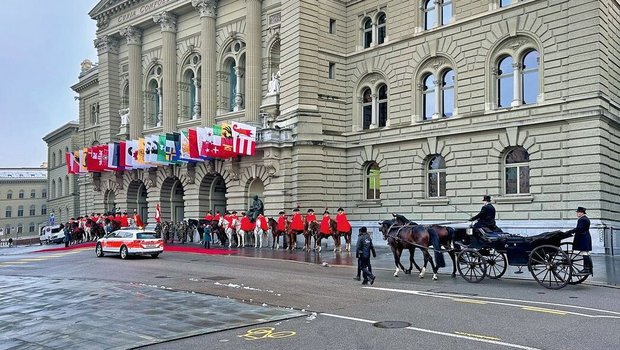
[455,228,589,289]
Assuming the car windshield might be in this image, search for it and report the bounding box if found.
[137,233,157,239]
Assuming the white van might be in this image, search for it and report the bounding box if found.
[39,225,64,245]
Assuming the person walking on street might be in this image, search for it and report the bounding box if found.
[567,207,593,275]
[356,227,376,285]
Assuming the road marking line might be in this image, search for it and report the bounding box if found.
[19,258,46,262]
[4,261,29,264]
[521,307,567,315]
[321,313,540,350]
[452,298,487,304]
[365,286,620,319]
[454,331,501,341]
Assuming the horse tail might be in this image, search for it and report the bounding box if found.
[445,226,456,247]
[428,228,446,268]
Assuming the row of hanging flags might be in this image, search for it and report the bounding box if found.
[65,122,256,174]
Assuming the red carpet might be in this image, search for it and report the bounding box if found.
[35,242,96,253]
[33,242,234,255]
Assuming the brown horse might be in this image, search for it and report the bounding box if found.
[393,214,456,277]
[315,219,338,252]
[305,221,320,251]
[379,219,439,280]
[269,217,288,249]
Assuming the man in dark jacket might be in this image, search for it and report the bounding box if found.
[469,195,500,232]
[567,207,593,275]
[356,227,376,285]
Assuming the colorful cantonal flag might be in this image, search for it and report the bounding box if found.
[232,121,256,156]
[188,128,200,159]
[180,130,199,162]
[79,148,88,173]
[107,143,118,171]
[165,133,177,163]
[197,127,210,159]
[201,126,222,158]
[126,140,138,168]
[119,141,129,169]
[136,138,146,165]
[172,132,185,163]
[65,153,75,174]
[145,135,156,164]
[98,144,110,171]
[157,135,170,164]
[219,123,235,158]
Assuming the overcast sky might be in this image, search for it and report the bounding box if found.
[0,0,98,168]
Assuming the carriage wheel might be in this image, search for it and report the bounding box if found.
[457,249,487,283]
[560,242,589,285]
[528,245,571,290]
[486,250,507,279]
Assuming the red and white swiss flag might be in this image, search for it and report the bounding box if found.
[231,121,256,156]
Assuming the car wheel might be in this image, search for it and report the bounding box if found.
[151,253,159,258]
[120,246,128,260]
[96,243,104,257]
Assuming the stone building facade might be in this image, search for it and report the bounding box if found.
[0,168,48,239]
[42,121,81,223]
[69,0,619,252]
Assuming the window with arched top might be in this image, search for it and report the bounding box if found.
[29,222,35,233]
[51,180,56,199]
[500,0,514,7]
[441,70,455,117]
[4,225,10,235]
[5,206,12,218]
[17,223,23,234]
[17,205,23,217]
[42,189,47,198]
[442,0,453,25]
[90,103,99,125]
[30,205,35,216]
[422,74,436,120]
[427,155,447,198]
[18,190,24,199]
[65,175,69,195]
[219,40,246,114]
[52,152,56,167]
[362,88,372,130]
[41,205,47,216]
[58,178,63,197]
[180,53,201,121]
[378,84,388,127]
[504,147,530,194]
[497,56,514,108]
[6,190,12,199]
[365,162,381,200]
[363,17,373,48]
[121,83,129,109]
[424,0,436,30]
[521,50,539,105]
[377,13,387,45]
[145,65,163,128]
[30,189,36,198]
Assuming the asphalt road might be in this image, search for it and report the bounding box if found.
[1,245,619,350]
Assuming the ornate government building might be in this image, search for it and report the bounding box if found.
[68,0,619,250]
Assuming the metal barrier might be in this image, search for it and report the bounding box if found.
[602,226,619,256]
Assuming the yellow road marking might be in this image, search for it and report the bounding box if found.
[455,331,501,341]
[239,327,296,340]
[521,306,566,315]
[452,298,487,305]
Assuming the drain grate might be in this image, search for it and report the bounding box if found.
[373,321,411,329]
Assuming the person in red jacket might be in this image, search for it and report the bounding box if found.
[276,211,287,249]
[254,213,269,248]
[239,212,254,247]
[120,211,129,228]
[133,209,144,228]
[289,208,304,250]
[204,210,213,221]
[305,209,318,250]
[214,211,221,223]
[335,207,352,252]
[318,209,333,252]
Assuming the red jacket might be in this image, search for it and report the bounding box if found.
[256,216,268,231]
[306,213,317,222]
[336,212,351,233]
[204,214,213,221]
[225,215,234,227]
[277,216,287,231]
[133,214,144,228]
[240,216,254,231]
[320,216,332,235]
[120,215,129,227]
[214,213,221,221]
[290,213,304,231]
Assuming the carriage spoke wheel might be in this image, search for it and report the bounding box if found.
[528,245,571,290]
[457,249,487,283]
[560,242,589,285]
[485,250,507,279]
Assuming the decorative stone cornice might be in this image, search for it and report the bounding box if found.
[94,35,119,55]
[120,26,142,45]
[192,0,217,18]
[153,11,178,33]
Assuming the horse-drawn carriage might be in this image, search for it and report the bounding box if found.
[455,227,589,289]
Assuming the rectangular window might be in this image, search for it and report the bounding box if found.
[18,208,23,217]
[500,0,514,7]
[42,191,47,198]
[19,192,24,199]
[30,208,35,216]
[329,19,336,34]
[328,63,336,79]
[30,190,36,198]
[41,207,47,215]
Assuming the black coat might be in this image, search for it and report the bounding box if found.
[356,233,376,259]
[570,215,592,251]
[470,203,496,228]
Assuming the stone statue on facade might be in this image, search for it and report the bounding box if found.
[80,59,94,73]
[267,71,280,95]
[247,195,264,223]
[120,108,130,126]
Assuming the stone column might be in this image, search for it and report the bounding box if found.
[120,26,143,139]
[370,93,377,129]
[433,78,441,119]
[153,11,178,133]
[93,35,121,142]
[245,0,263,123]
[511,62,521,107]
[192,0,218,126]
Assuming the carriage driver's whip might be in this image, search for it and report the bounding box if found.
[450,205,473,219]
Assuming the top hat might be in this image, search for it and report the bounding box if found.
[483,195,492,202]
[307,209,314,213]
[279,211,285,215]
[323,208,330,214]
[576,207,587,213]
[231,211,237,214]
[337,207,344,212]
[292,208,300,212]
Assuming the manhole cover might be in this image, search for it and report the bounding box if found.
[373,321,411,329]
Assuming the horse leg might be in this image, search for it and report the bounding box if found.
[449,250,457,277]
[392,247,403,277]
[422,249,438,280]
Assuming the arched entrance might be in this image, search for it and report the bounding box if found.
[161,177,185,222]
[199,174,227,215]
[127,180,148,219]
[103,190,116,214]
[246,177,264,211]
